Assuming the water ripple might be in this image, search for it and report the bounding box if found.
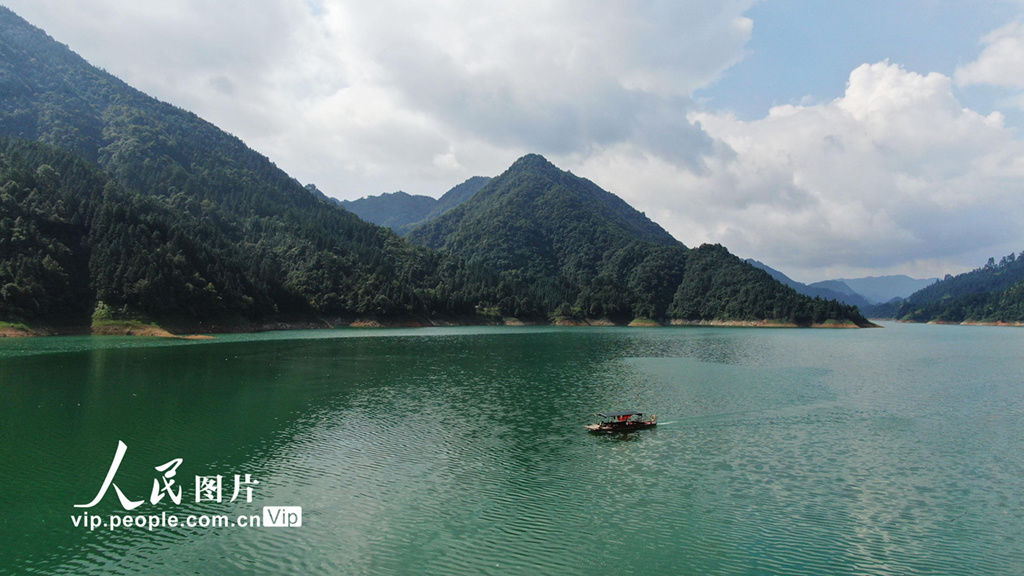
[7,325,1024,574]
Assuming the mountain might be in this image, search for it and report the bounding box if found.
[410,154,678,249]
[745,259,803,289]
[0,7,503,329]
[408,154,681,319]
[746,260,942,315]
[746,260,874,309]
[410,155,871,326]
[807,279,866,302]
[892,253,1024,323]
[422,176,492,223]
[837,275,937,304]
[340,191,437,234]
[340,176,491,235]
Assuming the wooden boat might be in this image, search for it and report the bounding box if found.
[585,410,657,434]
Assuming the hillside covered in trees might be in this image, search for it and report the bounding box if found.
[339,191,439,236]
[0,6,871,332]
[341,176,491,235]
[408,155,871,326]
[0,138,506,329]
[0,8,501,330]
[890,253,1024,323]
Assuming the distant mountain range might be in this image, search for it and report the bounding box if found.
[747,261,872,309]
[747,260,937,315]
[839,276,937,304]
[749,254,1024,324]
[0,6,871,331]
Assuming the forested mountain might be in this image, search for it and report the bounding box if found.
[340,191,437,234]
[424,176,491,223]
[340,176,490,234]
[892,253,1024,323]
[0,138,506,328]
[0,7,869,330]
[409,155,871,326]
[0,8,502,328]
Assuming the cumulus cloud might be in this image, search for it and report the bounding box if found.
[583,61,1024,281]
[955,21,1024,89]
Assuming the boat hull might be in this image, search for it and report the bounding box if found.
[585,421,657,434]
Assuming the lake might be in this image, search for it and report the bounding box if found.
[1,323,1023,575]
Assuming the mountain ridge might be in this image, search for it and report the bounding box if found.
[339,176,491,234]
[746,260,938,313]
[746,260,871,309]
[340,190,437,233]
[832,275,937,304]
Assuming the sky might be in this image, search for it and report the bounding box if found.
[6,0,1024,282]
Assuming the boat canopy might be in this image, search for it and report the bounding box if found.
[597,411,642,418]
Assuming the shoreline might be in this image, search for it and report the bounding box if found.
[884,318,1024,327]
[926,320,1024,327]
[0,325,39,338]
[669,318,879,329]
[91,321,215,339]
[0,315,882,338]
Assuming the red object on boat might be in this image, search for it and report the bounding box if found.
[585,411,657,434]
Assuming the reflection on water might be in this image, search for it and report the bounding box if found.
[2,324,1024,574]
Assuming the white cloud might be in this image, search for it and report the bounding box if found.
[956,21,1024,89]
[583,61,1024,281]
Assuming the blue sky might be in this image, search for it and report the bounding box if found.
[6,0,1024,282]
[700,0,1021,121]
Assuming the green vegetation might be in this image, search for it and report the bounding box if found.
[0,321,31,332]
[340,191,438,235]
[422,177,492,223]
[340,176,491,234]
[0,139,506,328]
[91,318,164,333]
[893,253,1024,323]
[409,154,684,322]
[0,146,95,326]
[669,244,865,325]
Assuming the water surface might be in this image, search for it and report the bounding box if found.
[1,324,1022,574]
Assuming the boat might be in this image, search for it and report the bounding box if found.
[585,410,657,434]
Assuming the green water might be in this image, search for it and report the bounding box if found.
[1,324,1023,574]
